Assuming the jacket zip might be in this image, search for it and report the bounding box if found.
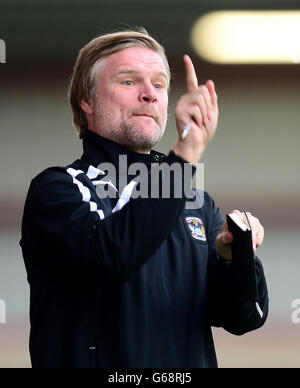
[160,245,181,368]
[88,278,98,368]
[89,346,97,368]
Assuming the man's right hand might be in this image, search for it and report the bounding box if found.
[172,55,219,165]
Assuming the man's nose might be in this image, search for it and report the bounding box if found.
[138,82,157,103]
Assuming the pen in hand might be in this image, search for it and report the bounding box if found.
[181,119,193,140]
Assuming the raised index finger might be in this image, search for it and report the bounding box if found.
[184,55,198,92]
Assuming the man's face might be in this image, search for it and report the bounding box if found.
[89,47,169,153]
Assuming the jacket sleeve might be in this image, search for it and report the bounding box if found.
[21,152,193,282]
[205,194,269,335]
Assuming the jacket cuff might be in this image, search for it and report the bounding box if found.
[166,151,196,175]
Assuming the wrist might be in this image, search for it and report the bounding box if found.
[172,141,204,166]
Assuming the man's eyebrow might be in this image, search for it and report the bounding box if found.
[115,69,168,81]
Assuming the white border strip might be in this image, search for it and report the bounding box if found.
[67,167,105,220]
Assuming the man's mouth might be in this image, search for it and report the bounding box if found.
[133,113,158,123]
[134,114,154,119]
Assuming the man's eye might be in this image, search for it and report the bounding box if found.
[154,84,162,89]
[123,80,133,86]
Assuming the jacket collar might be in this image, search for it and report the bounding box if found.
[81,130,165,169]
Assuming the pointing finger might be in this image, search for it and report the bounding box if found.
[184,55,198,92]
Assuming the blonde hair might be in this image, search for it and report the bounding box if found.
[68,28,170,138]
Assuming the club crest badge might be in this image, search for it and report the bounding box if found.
[185,216,207,241]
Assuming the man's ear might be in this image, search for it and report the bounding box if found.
[80,100,94,115]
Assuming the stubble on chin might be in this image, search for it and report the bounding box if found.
[119,120,165,153]
[94,104,166,153]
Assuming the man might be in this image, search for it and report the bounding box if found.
[20,28,268,368]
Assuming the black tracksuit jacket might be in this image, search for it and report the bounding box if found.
[20,130,269,368]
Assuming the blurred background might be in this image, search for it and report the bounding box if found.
[1,0,300,368]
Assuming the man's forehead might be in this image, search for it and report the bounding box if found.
[105,47,168,76]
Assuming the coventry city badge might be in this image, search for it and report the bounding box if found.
[185,216,207,241]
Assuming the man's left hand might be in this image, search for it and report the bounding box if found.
[216,210,265,261]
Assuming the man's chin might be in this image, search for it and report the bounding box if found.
[131,116,159,133]
[121,125,163,153]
